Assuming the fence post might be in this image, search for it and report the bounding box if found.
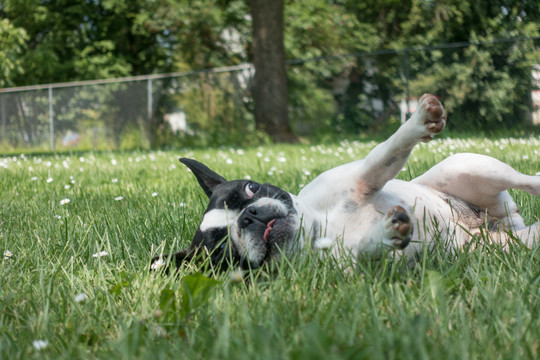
[147,78,153,141]
[48,86,54,151]
[403,51,411,120]
[1,95,5,144]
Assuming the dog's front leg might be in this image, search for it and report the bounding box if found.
[356,94,446,198]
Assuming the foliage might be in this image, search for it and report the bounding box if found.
[0,0,539,149]
[0,18,27,87]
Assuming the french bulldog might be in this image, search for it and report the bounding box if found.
[152,94,539,271]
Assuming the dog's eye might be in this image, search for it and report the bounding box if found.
[245,182,260,198]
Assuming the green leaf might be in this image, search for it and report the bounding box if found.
[179,273,220,318]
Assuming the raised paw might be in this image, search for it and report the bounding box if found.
[415,94,447,142]
[383,206,413,249]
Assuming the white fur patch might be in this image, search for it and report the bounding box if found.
[250,197,288,216]
[199,209,238,231]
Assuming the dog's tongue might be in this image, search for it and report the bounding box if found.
[263,219,276,243]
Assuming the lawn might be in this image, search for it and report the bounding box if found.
[1,136,539,359]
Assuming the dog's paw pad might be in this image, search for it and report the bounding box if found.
[384,206,413,249]
[417,94,446,140]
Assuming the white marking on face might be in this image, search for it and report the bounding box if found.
[199,209,239,231]
[250,197,288,216]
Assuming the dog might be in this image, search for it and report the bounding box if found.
[152,94,540,271]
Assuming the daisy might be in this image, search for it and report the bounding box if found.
[150,258,165,270]
[112,178,118,183]
[32,340,48,350]
[92,251,108,258]
[59,198,70,205]
[4,250,13,259]
[114,196,123,201]
[74,293,88,303]
[229,268,244,282]
[46,178,53,183]
[153,326,167,337]
[151,192,158,197]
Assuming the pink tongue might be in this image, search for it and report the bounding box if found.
[263,219,276,243]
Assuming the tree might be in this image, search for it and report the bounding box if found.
[249,0,295,142]
[0,18,27,88]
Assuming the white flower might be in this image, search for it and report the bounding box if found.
[46,178,53,183]
[114,196,123,201]
[54,215,62,220]
[59,198,70,205]
[229,268,244,282]
[64,185,71,190]
[226,158,233,165]
[93,251,108,258]
[74,293,88,303]
[315,237,334,250]
[277,156,287,163]
[112,178,118,183]
[4,250,13,259]
[153,326,168,337]
[150,258,165,270]
[151,192,159,197]
[31,176,38,181]
[33,340,48,350]
[111,159,117,166]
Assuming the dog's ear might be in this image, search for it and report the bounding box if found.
[179,158,227,198]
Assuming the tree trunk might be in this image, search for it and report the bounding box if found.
[249,0,296,142]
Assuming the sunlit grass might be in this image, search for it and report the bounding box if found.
[1,136,539,359]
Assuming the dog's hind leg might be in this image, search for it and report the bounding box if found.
[412,153,539,210]
[413,153,539,247]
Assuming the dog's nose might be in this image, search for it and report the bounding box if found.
[240,208,256,228]
[239,206,273,229]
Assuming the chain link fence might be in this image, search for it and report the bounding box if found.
[1,38,539,152]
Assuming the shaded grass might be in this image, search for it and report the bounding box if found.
[0,136,539,359]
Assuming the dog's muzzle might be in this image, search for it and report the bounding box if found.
[233,199,297,267]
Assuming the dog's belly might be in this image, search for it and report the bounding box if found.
[323,180,471,253]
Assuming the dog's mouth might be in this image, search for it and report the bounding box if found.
[235,215,296,268]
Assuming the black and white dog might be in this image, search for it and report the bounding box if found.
[152,94,539,270]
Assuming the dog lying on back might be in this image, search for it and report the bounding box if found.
[152,94,540,270]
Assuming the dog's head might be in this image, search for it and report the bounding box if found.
[159,158,300,270]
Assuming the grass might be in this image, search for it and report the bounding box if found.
[1,136,539,359]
